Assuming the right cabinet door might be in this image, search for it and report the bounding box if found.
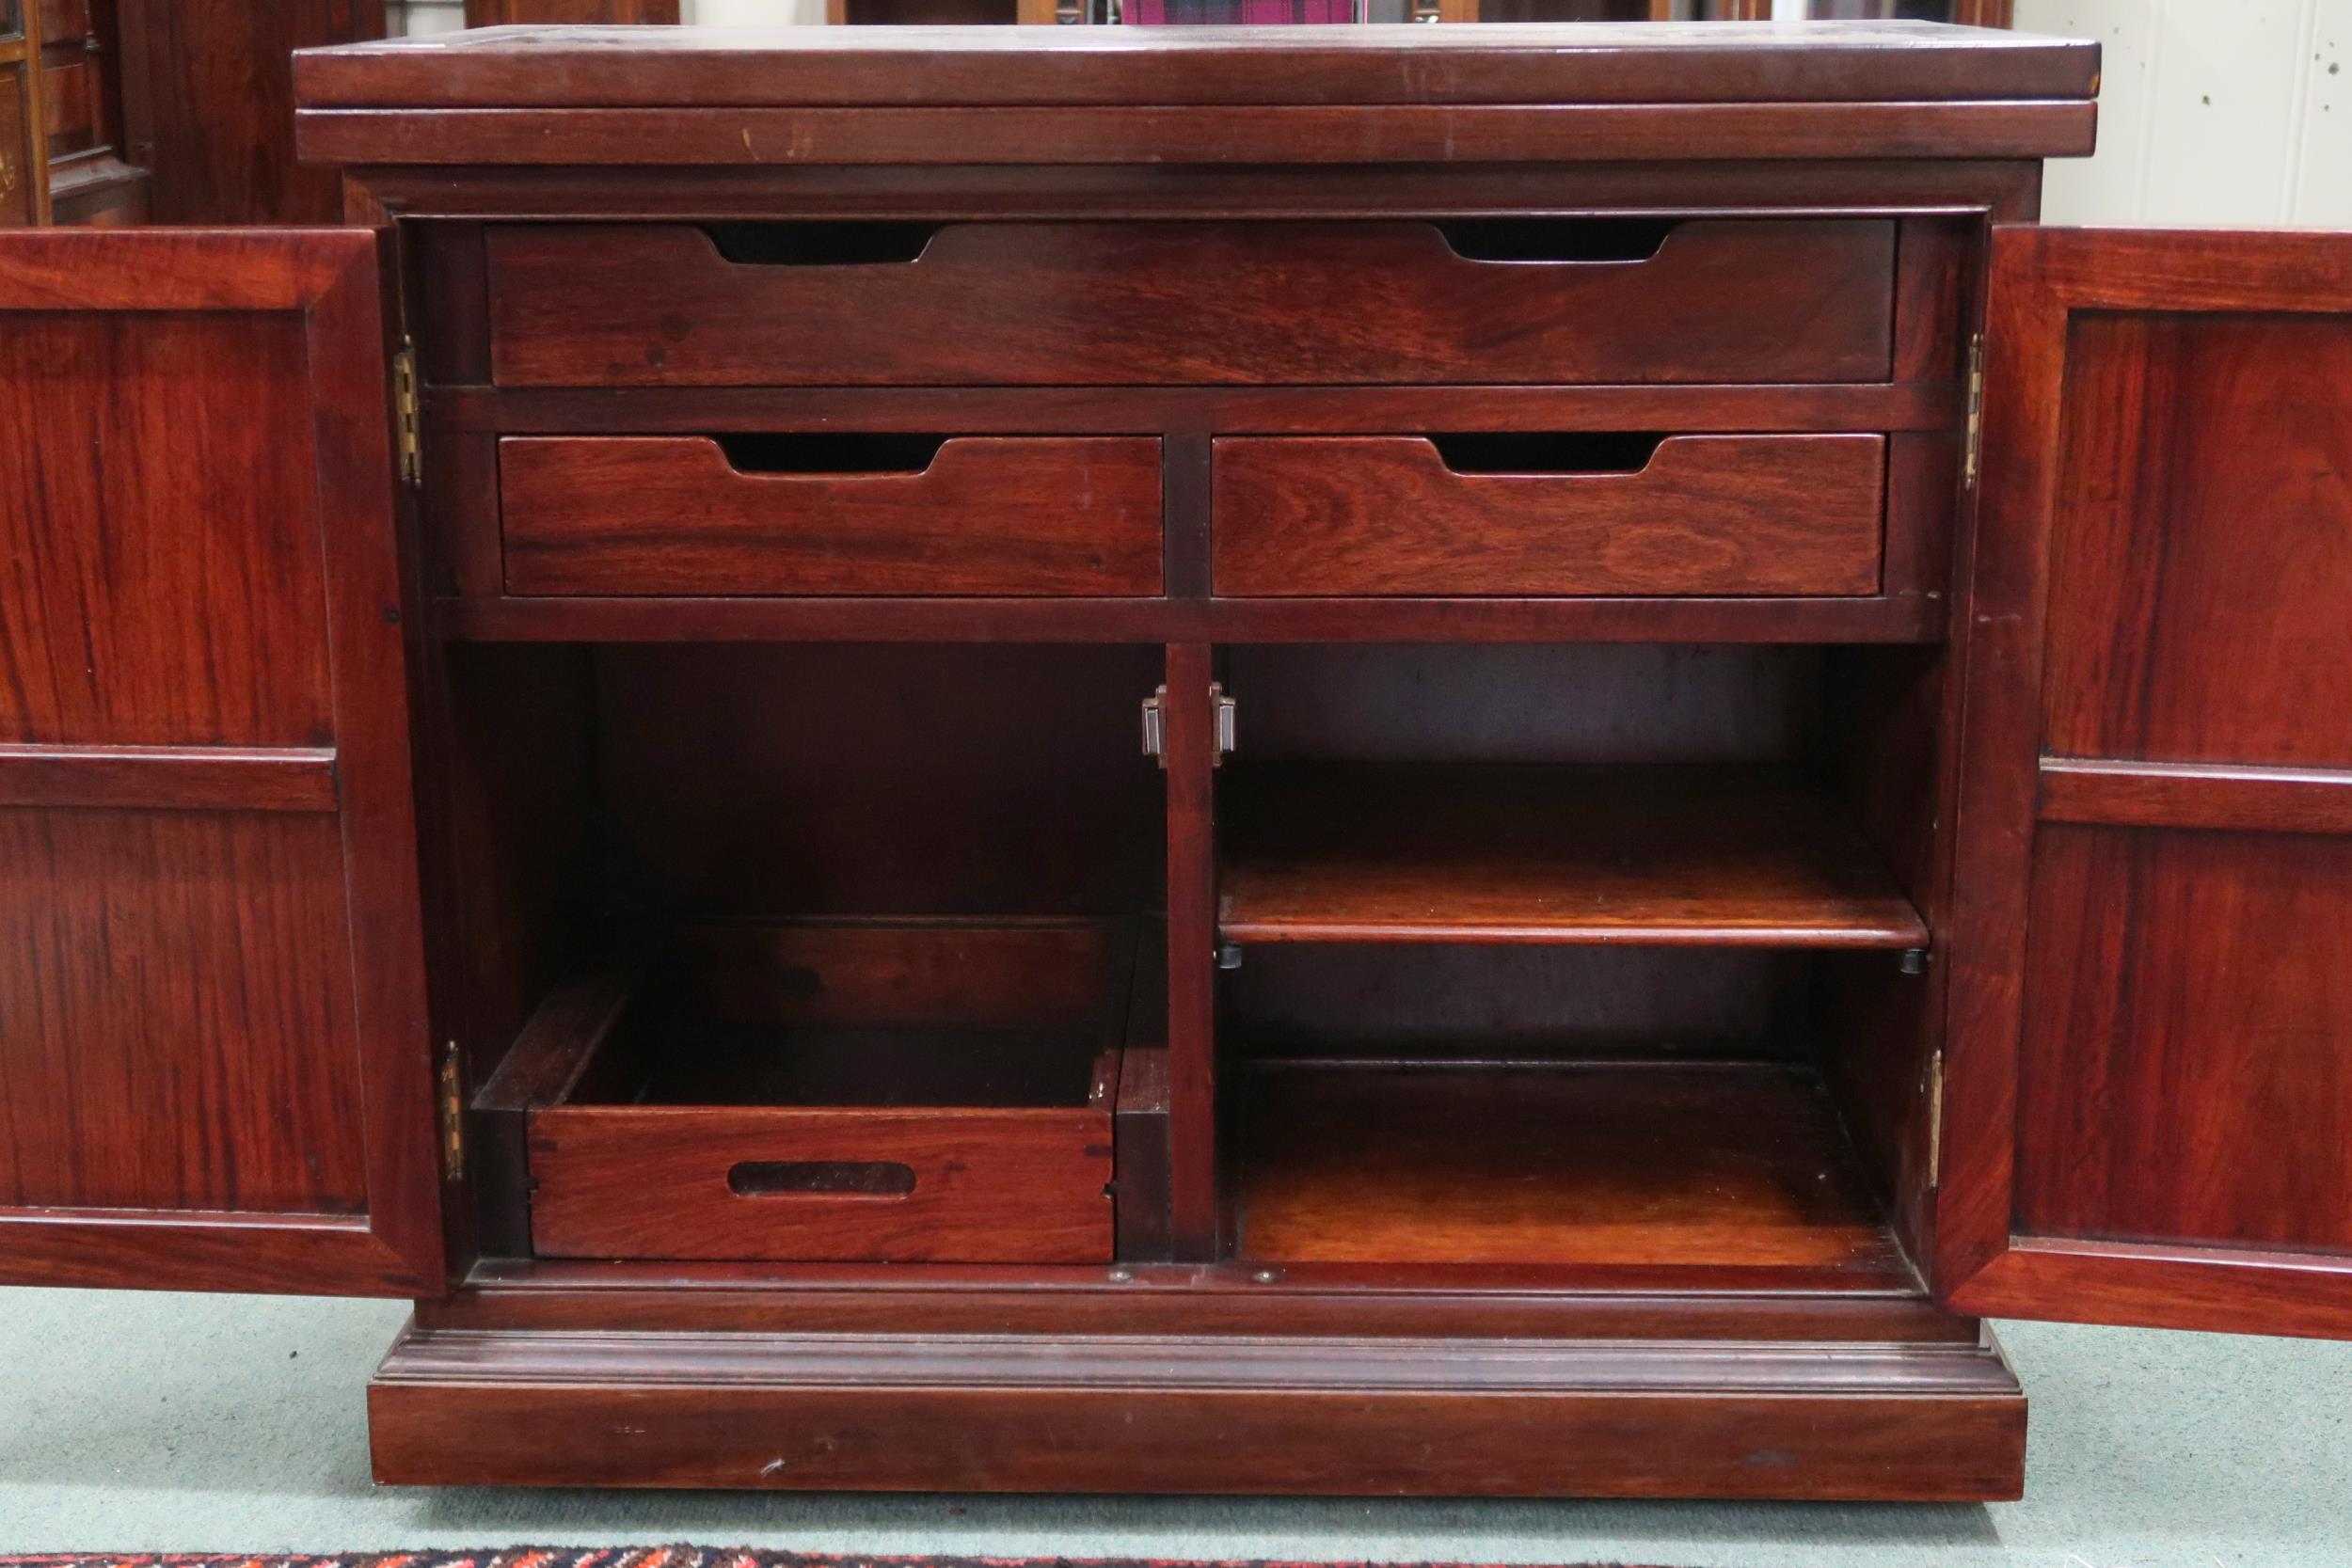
[1940,227,2352,1338]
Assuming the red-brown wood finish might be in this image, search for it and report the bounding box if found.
[0,19,2157,1500]
[302,100,2093,170]
[532,1103,1118,1264]
[1940,228,2352,1338]
[0,230,438,1295]
[1235,1062,1909,1273]
[1162,642,1220,1259]
[1214,435,1886,597]
[1219,765,1928,948]
[500,436,1164,596]
[115,0,384,222]
[485,220,1896,388]
[369,1325,2024,1498]
[519,920,1130,1265]
[296,22,2099,110]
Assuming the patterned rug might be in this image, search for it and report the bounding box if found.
[0,1555,1661,1568]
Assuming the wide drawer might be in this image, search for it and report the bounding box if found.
[484,218,1896,388]
[1213,434,1887,597]
[523,920,1129,1264]
[500,435,1164,596]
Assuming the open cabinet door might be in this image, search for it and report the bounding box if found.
[0,230,441,1297]
[1939,227,2352,1338]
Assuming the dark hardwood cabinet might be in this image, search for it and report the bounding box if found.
[0,0,44,224]
[110,0,385,223]
[0,21,2347,1499]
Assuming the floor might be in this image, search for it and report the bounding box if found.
[2,1288,2347,1567]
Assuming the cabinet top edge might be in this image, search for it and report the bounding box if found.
[294,21,2100,114]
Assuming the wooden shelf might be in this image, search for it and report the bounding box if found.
[1234,1058,1906,1279]
[1218,764,1929,948]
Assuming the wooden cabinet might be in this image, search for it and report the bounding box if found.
[0,19,2347,1500]
[0,0,46,224]
[0,230,437,1293]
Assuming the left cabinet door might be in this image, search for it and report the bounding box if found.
[0,230,441,1296]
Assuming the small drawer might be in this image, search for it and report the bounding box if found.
[485,218,1895,388]
[523,919,1130,1264]
[499,435,1164,596]
[1213,434,1886,598]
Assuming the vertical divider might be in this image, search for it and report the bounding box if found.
[1159,430,1221,1258]
[1163,641,1221,1259]
[1167,639,1223,1259]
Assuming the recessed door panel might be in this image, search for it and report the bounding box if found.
[1942,228,2352,1339]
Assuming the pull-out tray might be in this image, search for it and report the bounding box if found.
[502,919,1132,1264]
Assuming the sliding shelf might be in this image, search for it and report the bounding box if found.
[1218,764,1928,948]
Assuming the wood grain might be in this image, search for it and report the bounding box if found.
[485,220,1894,388]
[442,593,1944,647]
[593,643,1165,920]
[1214,435,1885,597]
[2041,312,2352,770]
[1219,765,1928,948]
[1162,643,1220,1259]
[430,383,1963,437]
[295,21,2100,110]
[0,229,437,1297]
[301,100,2094,170]
[370,1318,2025,1498]
[2013,828,2352,1257]
[530,1103,1116,1265]
[2039,758,2352,835]
[0,746,337,812]
[500,436,1163,597]
[0,313,333,747]
[115,0,382,222]
[515,920,1129,1265]
[1236,1062,1907,1274]
[429,1256,1979,1337]
[1939,227,2352,1338]
[0,810,370,1213]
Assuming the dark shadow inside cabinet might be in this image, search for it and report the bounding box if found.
[1212,643,1949,1285]
[435,637,1948,1287]
[434,641,1168,1267]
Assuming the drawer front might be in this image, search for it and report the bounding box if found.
[528,1102,1116,1264]
[1214,435,1886,597]
[500,436,1164,596]
[485,219,1895,388]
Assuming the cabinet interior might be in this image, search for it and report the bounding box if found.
[440,637,1947,1283]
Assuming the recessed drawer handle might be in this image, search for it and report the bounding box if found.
[1433,218,1680,264]
[727,1160,918,1198]
[701,221,940,267]
[710,433,948,477]
[1426,432,1668,477]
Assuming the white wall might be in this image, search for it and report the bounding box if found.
[683,0,829,23]
[2016,0,2352,226]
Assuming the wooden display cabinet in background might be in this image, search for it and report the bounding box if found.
[0,0,48,225]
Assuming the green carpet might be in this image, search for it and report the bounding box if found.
[1,1288,2347,1566]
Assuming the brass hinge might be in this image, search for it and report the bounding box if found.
[437,1039,465,1182]
[1961,331,1985,492]
[392,338,422,487]
[1926,1048,1945,1190]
